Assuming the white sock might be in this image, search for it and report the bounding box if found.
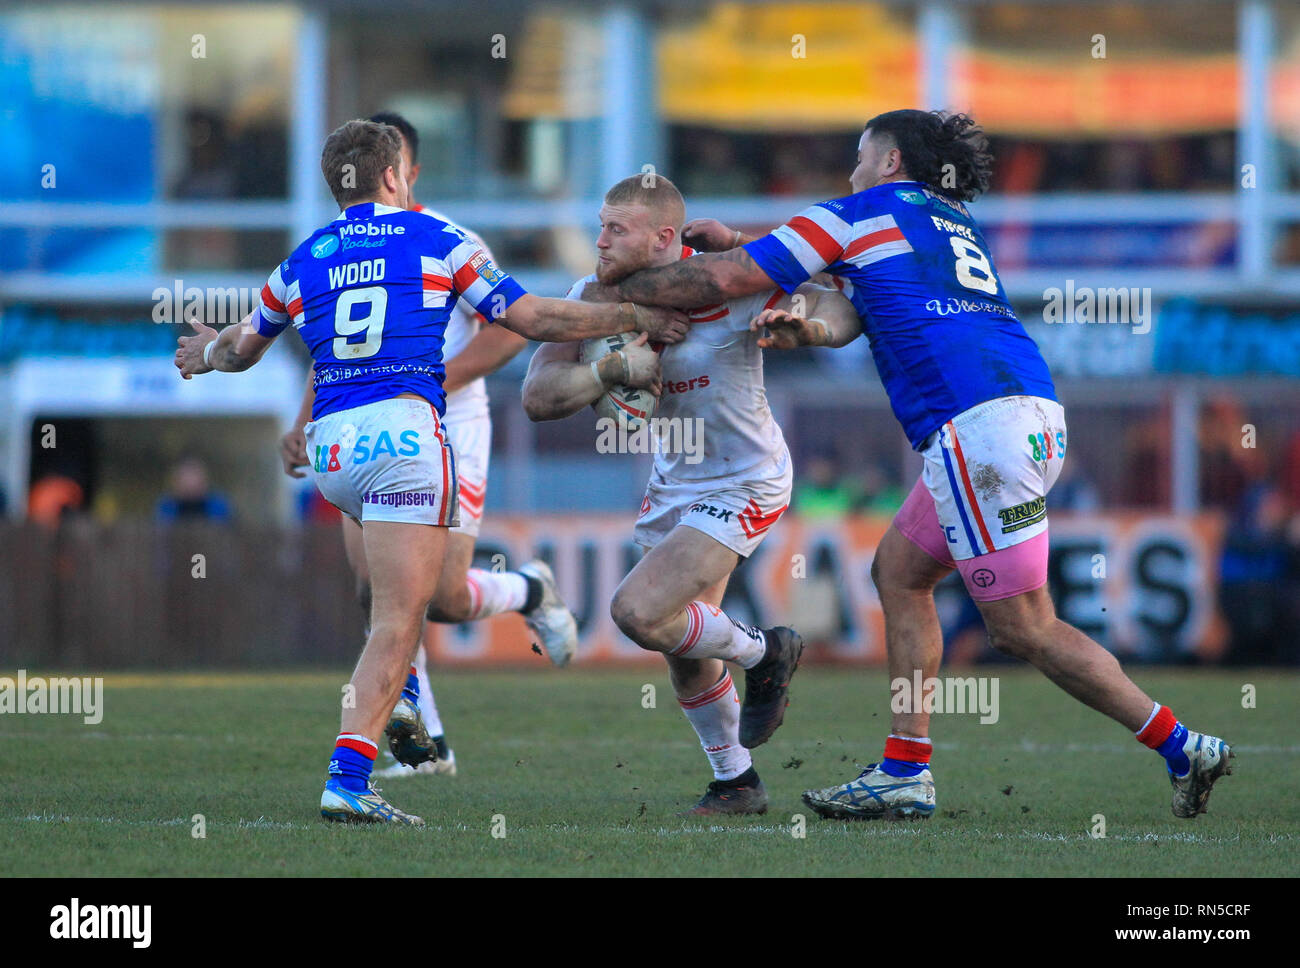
[465,568,530,620]
[669,602,767,668]
[1135,701,1160,737]
[414,645,444,738]
[678,671,752,781]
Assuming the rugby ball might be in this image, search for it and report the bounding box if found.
[579,331,657,432]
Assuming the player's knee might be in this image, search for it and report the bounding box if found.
[425,590,471,625]
[870,548,887,591]
[609,591,657,650]
[985,618,1046,661]
[871,541,910,597]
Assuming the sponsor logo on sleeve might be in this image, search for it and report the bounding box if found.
[469,251,506,286]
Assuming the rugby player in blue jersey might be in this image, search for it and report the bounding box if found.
[583,110,1232,822]
[279,112,563,784]
[175,119,688,825]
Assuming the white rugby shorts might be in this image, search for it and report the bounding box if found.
[304,397,459,527]
[917,395,1066,561]
[635,450,792,558]
[445,413,490,538]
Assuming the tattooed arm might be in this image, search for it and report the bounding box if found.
[580,247,779,309]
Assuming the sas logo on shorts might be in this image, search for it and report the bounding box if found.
[997,496,1046,534]
[352,430,421,463]
[469,251,506,286]
[1028,431,1066,461]
[311,234,340,258]
[315,430,421,472]
[895,189,926,205]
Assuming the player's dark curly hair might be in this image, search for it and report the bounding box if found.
[863,110,993,202]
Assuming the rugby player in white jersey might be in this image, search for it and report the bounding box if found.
[279,113,573,781]
[522,175,859,813]
[588,110,1234,823]
[177,119,689,824]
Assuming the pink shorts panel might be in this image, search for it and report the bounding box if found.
[894,477,956,568]
[955,529,1049,602]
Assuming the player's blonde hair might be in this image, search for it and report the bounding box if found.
[604,174,686,231]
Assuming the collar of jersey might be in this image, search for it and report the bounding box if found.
[335,202,405,221]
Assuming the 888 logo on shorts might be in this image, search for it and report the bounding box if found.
[1028,430,1065,462]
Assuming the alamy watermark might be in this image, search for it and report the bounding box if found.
[50,899,150,947]
[890,672,1000,725]
[1042,280,1151,335]
[152,280,260,327]
[595,416,704,465]
[0,670,103,725]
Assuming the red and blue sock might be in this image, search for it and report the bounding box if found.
[329,733,377,792]
[1136,703,1190,777]
[401,664,420,705]
[880,735,932,778]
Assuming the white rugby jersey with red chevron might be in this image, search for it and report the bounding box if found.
[412,204,493,424]
[565,245,789,483]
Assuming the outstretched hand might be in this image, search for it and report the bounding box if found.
[175,318,218,380]
[279,426,309,478]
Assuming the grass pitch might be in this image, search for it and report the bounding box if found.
[1,666,1295,877]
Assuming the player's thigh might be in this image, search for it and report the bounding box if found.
[362,521,448,618]
[617,524,739,627]
[875,519,953,595]
[341,515,369,585]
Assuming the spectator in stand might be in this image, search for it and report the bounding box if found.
[28,471,85,527]
[793,452,860,520]
[680,132,760,197]
[156,457,231,523]
[855,461,905,517]
[1218,475,1299,665]
[1123,408,1171,507]
[1199,394,1262,512]
[1051,457,1101,513]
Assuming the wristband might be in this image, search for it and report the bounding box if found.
[616,349,631,385]
[203,339,216,369]
[617,302,639,332]
[732,228,742,248]
[590,360,605,391]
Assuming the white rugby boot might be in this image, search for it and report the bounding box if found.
[802,763,936,820]
[374,748,457,778]
[518,560,579,667]
[1169,732,1233,819]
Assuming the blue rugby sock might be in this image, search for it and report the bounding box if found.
[401,664,420,704]
[1158,723,1191,777]
[329,734,377,793]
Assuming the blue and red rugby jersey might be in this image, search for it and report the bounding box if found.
[744,181,1056,448]
[254,202,526,421]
